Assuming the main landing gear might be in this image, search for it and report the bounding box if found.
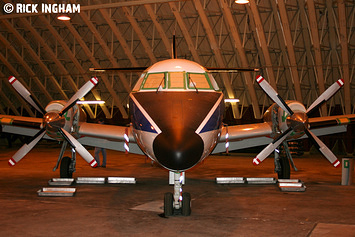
[274,141,298,179]
[53,140,76,178]
[164,172,191,216]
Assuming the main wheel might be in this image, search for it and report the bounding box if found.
[182,192,191,216]
[60,156,73,178]
[277,155,290,179]
[164,192,174,216]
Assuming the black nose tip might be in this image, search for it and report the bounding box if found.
[153,129,204,171]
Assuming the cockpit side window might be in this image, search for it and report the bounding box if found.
[187,73,212,89]
[141,73,165,89]
[133,73,146,91]
[208,73,220,90]
[169,72,185,89]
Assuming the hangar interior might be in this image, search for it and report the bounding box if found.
[1,1,355,235]
[0,0,354,149]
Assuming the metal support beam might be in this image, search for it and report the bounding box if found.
[276,0,303,103]
[337,0,351,114]
[80,10,132,94]
[0,54,35,117]
[220,0,262,119]
[38,15,109,119]
[63,21,128,118]
[122,6,157,64]
[169,2,202,64]
[305,0,327,116]
[194,0,247,118]
[0,32,53,103]
[0,72,21,116]
[18,18,96,119]
[98,8,140,67]
[145,4,172,58]
[248,1,277,90]
[1,19,68,101]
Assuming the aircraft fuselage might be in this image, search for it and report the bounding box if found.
[128,59,225,171]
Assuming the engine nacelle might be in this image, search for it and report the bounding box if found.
[44,100,87,140]
[263,101,307,140]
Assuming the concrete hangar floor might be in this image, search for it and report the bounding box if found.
[0,139,355,237]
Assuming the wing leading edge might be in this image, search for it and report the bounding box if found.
[0,114,142,155]
[214,114,355,154]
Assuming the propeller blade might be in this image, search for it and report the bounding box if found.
[8,128,46,166]
[59,77,99,116]
[256,75,294,116]
[59,128,98,168]
[8,76,46,114]
[304,129,340,168]
[253,127,293,166]
[306,79,344,115]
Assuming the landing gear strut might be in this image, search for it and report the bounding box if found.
[164,172,191,216]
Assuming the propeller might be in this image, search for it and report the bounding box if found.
[253,76,344,168]
[8,76,99,167]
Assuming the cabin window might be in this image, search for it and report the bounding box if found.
[169,72,185,89]
[188,73,212,89]
[142,73,165,89]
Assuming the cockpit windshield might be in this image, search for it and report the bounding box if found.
[135,71,219,92]
[187,73,212,89]
[142,73,165,89]
[169,72,185,89]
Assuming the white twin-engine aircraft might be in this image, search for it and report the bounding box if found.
[1,58,355,216]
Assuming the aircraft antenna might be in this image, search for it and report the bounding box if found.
[172,34,177,59]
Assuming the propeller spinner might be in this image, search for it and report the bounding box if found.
[7,76,99,168]
[253,75,344,168]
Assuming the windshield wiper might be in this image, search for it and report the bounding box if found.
[189,76,199,93]
[156,76,165,93]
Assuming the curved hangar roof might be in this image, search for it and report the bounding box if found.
[0,0,354,120]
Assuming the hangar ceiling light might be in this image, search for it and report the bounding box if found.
[76,101,105,105]
[224,99,240,103]
[235,0,249,4]
[57,13,71,21]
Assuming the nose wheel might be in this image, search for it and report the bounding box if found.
[164,172,191,216]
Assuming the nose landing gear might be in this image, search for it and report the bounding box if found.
[164,171,191,216]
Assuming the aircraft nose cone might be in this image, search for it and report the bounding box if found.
[153,129,204,171]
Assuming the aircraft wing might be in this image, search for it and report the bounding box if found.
[0,114,143,155]
[213,122,273,153]
[213,114,355,154]
[0,114,48,138]
[77,122,144,154]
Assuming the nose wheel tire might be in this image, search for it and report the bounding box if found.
[277,154,290,179]
[60,156,73,178]
[164,192,191,216]
[182,192,191,216]
[164,192,174,216]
